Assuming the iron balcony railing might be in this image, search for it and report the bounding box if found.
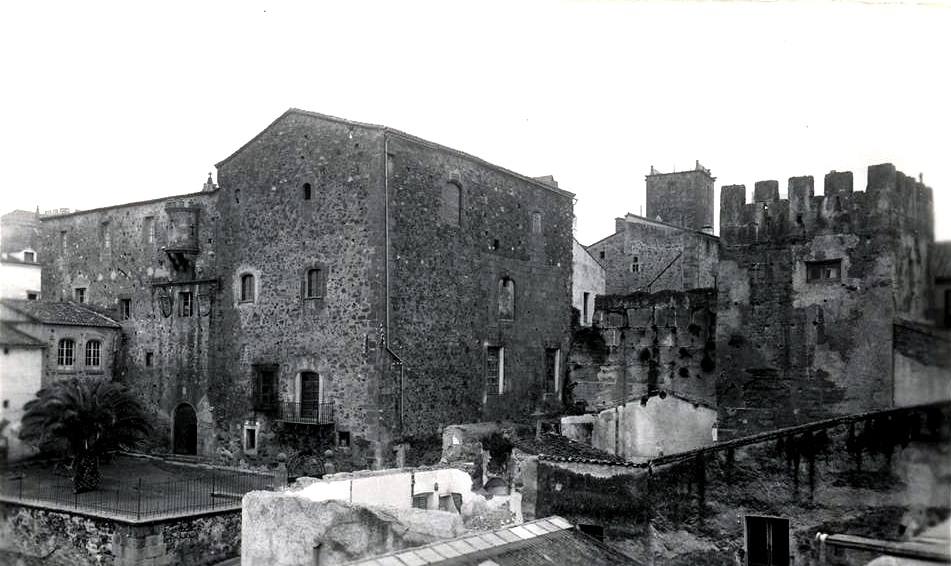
[274,401,334,425]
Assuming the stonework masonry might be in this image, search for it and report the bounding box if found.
[13,108,574,468]
[645,162,715,231]
[716,164,935,439]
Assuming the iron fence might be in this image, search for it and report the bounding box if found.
[274,401,334,425]
[0,467,275,521]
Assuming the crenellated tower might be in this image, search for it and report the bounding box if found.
[645,161,715,232]
[715,163,935,439]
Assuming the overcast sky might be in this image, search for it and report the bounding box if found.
[1,0,948,245]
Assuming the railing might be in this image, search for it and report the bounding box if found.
[274,401,334,425]
[0,467,275,521]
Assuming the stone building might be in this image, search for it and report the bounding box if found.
[11,108,574,467]
[571,238,604,326]
[645,161,715,232]
[716,164,938,439]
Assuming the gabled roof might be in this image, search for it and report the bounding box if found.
[216,108,575,199]
[345,516,639,566]
[0,322,46,348]
[1,299,120,328]
[513,432,638,467]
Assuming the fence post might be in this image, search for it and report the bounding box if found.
[136,478,142,520]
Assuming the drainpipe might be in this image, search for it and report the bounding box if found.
[383,134,405,435]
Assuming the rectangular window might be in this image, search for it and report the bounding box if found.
[582,292,590,325]
[599,250,605,259]
[486,346,503,395]
[745,516,790,566]
[146,352,154,367]
[23,251,35,263]
[143,216,155,243]
[179,292,193,317]
[253,365,279,411]
[806,259,842,282]
[57,339,75,367]
[60,230,68,253]
[74,288,86,303]
[412,493,431,509]
[305,268,325,299]
[85,340,101,367]
[631,257,639,272]
[545,348,560,392]
[100,222,111,248]
[531,212,542,234]
[119,298,131,320]
[244,426,257,452]
[26,292,38,301]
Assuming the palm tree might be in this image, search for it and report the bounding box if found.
[19,379,151,493]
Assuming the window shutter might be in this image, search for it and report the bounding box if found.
[320,268,328,298]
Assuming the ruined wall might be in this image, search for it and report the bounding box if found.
[385,133,574,434]
[38,193,220,456]
[587,215,717,295]
[572,239,604,326]
[716,165,934,439]
[214,111,387,464]
[536,403,951,565]
[645,167,715,231]
[569,289,717,411]
[893,322,951,407]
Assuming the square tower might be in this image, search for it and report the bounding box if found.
[645,161,715,232]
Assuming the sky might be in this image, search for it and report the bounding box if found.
[1,0,949,246]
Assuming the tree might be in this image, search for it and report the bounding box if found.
[19,379,151,493]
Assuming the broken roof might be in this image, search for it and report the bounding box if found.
[1,299,120,328]
[345,515,639,566]
[513,432,638,467]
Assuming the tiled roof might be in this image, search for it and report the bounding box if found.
[513,432,639,467]
[346,516,639,566]
[934,241,951,280]
[1,299,120,328]
[0,322,45,348]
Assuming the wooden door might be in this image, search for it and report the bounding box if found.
[300,372,320,420]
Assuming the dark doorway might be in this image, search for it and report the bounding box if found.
[173,403,198,455]
[300,372,320,420]
[746,516,790,566]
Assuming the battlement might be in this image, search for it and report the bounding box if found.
[720,163,934,244]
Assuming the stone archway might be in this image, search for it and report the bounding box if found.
[172,403,198,455]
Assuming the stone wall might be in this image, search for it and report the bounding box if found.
[385,133,574,432]
[0,504,240,566]
[586,214,717,295]
[716,165,935,439]
[38,193,219,457]
[535,402,951,565]
[569,289,717,411]
[645,166,715,231]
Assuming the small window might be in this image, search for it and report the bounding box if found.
[491,239,500,251]
[599,250,605,259]
[806,259,842,282]
[119,298,131,320]
[531,212,542,234]
[303,183,312,200]
[240,274,255,302]
[179,292,194,317]
[23,251,35,263]
[498,277,515,320]
[440,181,461,226]
[143,216,155,243]
[545,348,560,392]
[338,431,351,448]
[745,516,790,566]
[305,268,325,299]
[74,288,86,303]
[412,493,431,509]
[582,292,590,325]
[100,222,111,248]
[85,340,101,368]
[146,352,154,367]
[26,292,38,301]
[60,231,68,253]
[57,338,75,368]
[486,346,503,395]
[244,427,257,451]
[235,189,240,204]
[631,257,639,273]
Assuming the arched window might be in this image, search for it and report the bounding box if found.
[440,181,461,226]
[303,183,312,200]
[305,268,325,299]
[57,338,75,367]
[85,340,101,367]
[240,274,255,302]
[498,277,515,320]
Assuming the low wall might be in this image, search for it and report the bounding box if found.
[0,502,240,566]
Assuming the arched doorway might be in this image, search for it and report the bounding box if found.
[172,403,198,455]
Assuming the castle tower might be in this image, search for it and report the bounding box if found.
[645,161,715,232]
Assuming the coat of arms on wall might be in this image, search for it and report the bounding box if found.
[157,288,173,318]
